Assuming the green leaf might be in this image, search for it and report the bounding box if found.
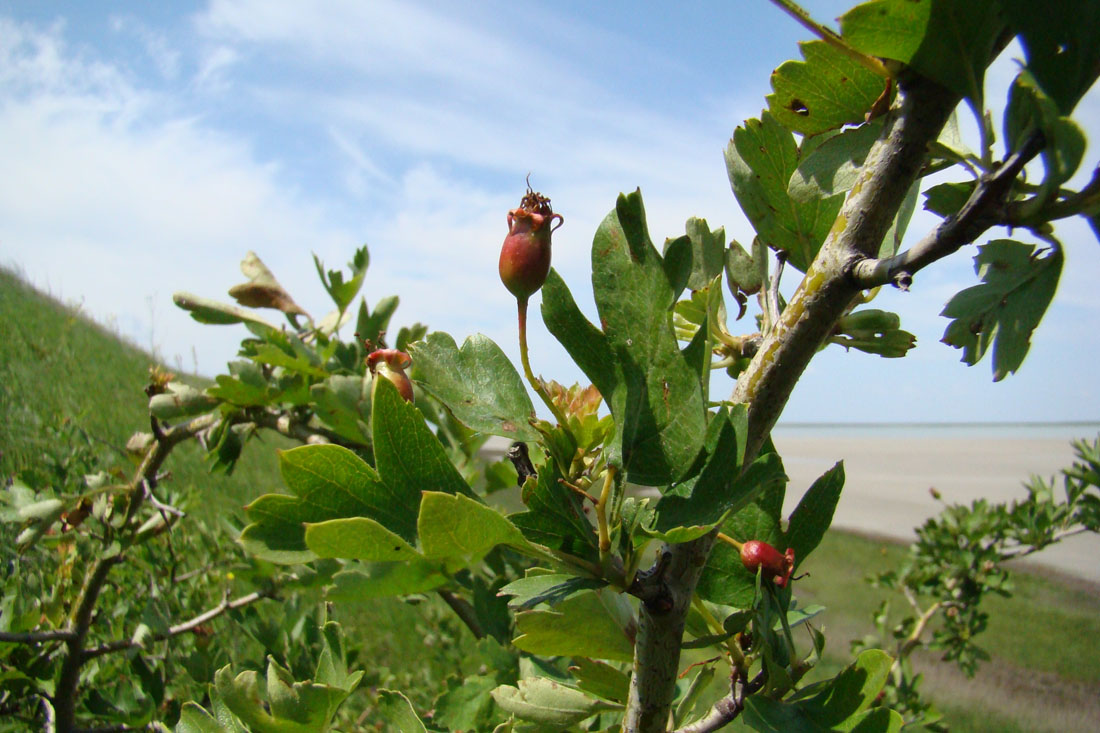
[498,574,608,610]
[357,295,399,347]
[789,121,883,204]
[304,517,420,561]
[541,268,618,401]
[214,658,352,733]
[309,375,370,444]
[509,457,599,561]
[569,659,631,703]
[800,649,894,727]
[375,688,428,733]
[676,218,727,291]
[314,245,369,313]
[653,423,785,541]
[409,332,540,441]
[172,292,279,332]
[208,361,272,406]
[841,0,1004,110]
[725,238,763,296]
[282,442,417,541]
[491,678,619,727]
[432,675,500,732]
[923,181,976,218]
[324,562,448,601]
[941,239,1063,380]
[766,40,886,136]
[662,234,694,303]
[1005,71,1087,191]
[830,309,916,358]
[247,342,327,379]
[727,113,844,272]
[1001,0,1100,114]
[240,421,435,564]
[785,463,845,569]
[743,650,896,732]
[418,491,544,564]
[512,591,635,662]
[587,191,707,484]
[372,374,474,509]
[176,702,236,733]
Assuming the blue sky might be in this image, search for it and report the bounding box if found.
[2,1,1098,423]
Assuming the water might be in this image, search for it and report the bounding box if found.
[772,422,1100,441]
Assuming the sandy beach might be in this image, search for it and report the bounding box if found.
[772,428,1100,584]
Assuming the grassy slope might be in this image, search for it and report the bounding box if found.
[3,267,1097,729]
[0,266,282,513]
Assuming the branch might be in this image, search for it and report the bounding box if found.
[0,629,76,644]
[673,670,764,733]
[850,131,1046,290]
[83,588,275,659]
[53,413,216,733]
[436,590,485,640]
[733,72,962,459]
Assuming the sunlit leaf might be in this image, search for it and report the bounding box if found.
[409,332,540,442]
[766,40,885,136]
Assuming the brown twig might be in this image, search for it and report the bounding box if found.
[849,131,1046,290]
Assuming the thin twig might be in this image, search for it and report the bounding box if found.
[849,131,1046,290]
[83,588,275,659]
[0,629,77,644]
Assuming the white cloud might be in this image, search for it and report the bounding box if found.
[0,18,359,375]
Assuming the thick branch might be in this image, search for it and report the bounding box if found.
[623,536,717,732]
[850,131,1046,290]
[732,73,961,459]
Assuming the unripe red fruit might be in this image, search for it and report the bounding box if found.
[740,540,796,588]
[498,185,563,301]
[367,349,414,403]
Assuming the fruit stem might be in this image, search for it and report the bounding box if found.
[517,297,570,428]
[716,531,745,552]
[596,466,616,560]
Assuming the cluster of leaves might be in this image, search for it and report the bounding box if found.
[0,413,298,729]
[854,436,1100,729]
[0,246,510,730]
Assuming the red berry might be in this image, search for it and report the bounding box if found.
[498,184,563,301]
[368,348,414,402]
[739,540,796,588]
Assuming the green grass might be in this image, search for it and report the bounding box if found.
[797,531,1100,731]
[3,266,1098,729]
[0,266,283,517]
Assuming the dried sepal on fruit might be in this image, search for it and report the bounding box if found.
[498,181,563,302]
[368,348,414,403]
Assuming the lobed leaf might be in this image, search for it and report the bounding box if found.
[841,0,1004,110]
[941,239,1063,381]
[727,113,844,272]
[409,332,540,442]
[766,40,886,136]
[512,591,635,662]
